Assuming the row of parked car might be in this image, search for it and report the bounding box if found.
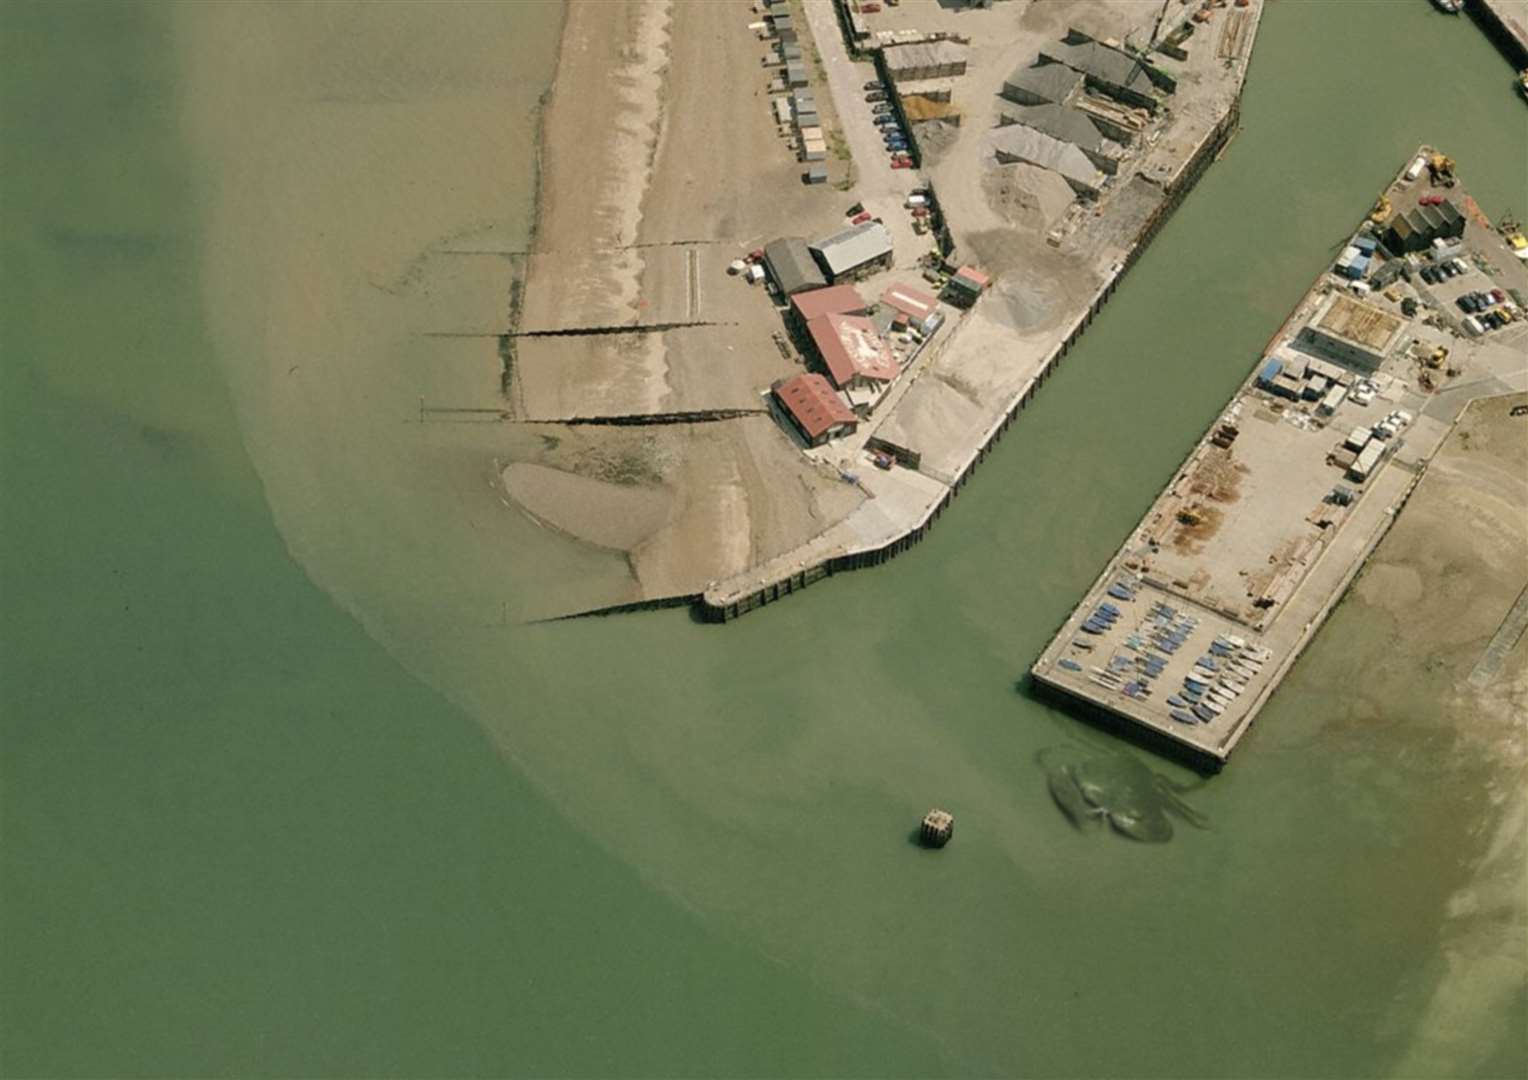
[1458,287,1517,333]
[864,79,911,168]
[1417,257,1467,284]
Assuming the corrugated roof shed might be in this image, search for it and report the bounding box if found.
[1001,63,1082,106]
[1039,41,1154,93]
[763,237,827,295]
[989,126,1104,193]
[774,373,856,443]
[808,313,898,388]
[792,284,867,322]
[810,221,894,279]
[880,282,939,323]
[883,40,970,77]
[997,102,1104,154]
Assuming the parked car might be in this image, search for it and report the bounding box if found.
[1491,288,1506,303]
[872,450,894,470]
[865,91,886,103]
[875,115,898,127]
[890,157,912,169]
[846,202,864,216]
[1420,266,1437,284]
[863,80,883,92]
[871,103,893,115]
[850,211,872,225]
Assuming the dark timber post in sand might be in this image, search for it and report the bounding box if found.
[920,809,954,848]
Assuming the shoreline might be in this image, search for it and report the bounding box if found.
[499,2,568,403]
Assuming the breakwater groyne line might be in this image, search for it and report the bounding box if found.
[696,99,1244,624]
[424,320,732,340]
[419,404,766,426]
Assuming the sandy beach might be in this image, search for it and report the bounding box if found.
[503,0,859,603]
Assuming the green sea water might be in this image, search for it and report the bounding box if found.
[3,2,1525,1077]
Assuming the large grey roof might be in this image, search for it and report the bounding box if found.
[1038,41,1157,95]
[1001,63,1081,105]
[810,221,894,277]
[764,236,827,295]
[990,126,1104,192]
[883,40,969,72]
[997,102,1105,154]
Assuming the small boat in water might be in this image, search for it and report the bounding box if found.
[1432,0,1463,13]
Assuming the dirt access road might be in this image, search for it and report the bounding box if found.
[799,0,924,267]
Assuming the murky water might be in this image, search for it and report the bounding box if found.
[2,1,1524,1075]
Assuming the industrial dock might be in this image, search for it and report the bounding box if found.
[695,0,1264,621]
[1030,149,1528,768]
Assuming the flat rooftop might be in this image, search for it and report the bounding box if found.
[1313,293,1405,352]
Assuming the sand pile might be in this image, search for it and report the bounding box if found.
[503,462,673,552]
[912,119,960,166]
[983,162,1075,233]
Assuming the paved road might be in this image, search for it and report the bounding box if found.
[800,0,922,265]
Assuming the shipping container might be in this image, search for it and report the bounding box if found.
[1348,440,1385,481]
[1317,383,1347,416]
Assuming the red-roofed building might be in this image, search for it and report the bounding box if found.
[772,372,858,447]
[806,312,899,391]
[879,282,941,334]
[789,284,868,332]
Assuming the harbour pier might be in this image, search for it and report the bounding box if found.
[1029,149,1528,768]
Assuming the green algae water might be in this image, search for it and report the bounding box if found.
[3,2,1525,1076]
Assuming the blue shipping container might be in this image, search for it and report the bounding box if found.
[1257,357,1283,385]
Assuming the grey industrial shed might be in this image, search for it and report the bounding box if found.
[763,237,827,295]
[1000,63,1081,107]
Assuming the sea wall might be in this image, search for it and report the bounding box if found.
[700,98,1246,623]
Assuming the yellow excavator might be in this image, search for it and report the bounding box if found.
[1427,152,1456,187]
[1425,345,1448,370]
[1369,193,1392,224]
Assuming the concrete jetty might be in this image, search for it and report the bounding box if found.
[1030,149,1528,768]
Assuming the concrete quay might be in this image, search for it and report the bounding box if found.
[1030,151,1528,768]
[1469,0,1528,69]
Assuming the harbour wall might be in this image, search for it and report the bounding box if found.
[700,95,1245,623]
[1468,0,1528,69]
